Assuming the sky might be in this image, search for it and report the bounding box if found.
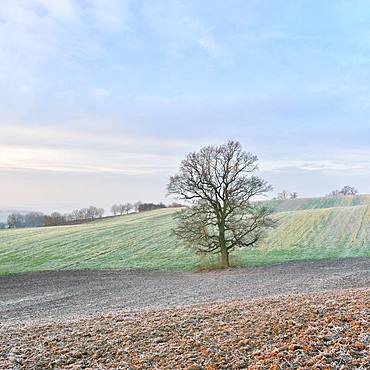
[1,0,370,213]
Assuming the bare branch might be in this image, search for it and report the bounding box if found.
[168,140,275,267]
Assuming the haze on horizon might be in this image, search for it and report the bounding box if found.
[1,0,369,214]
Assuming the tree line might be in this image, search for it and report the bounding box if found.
[327,186,358,197]
[4,202,185,229]
[110,201,183,215]
[272,185,358,200]
[273,190,298,200]
[6,206,105,228]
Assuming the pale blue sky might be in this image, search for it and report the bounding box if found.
[0,0,369,212]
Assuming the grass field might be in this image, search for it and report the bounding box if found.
[0,196,369,275]
[262,194,370,211]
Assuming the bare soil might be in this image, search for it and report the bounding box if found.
[1,257,369,327]
[1,289,369,369]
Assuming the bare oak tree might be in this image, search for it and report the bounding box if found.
[277,190,290,200]
[133,201,142,212]
[122,203,133,214]
[167,140,274,268]
[111,204,119,216]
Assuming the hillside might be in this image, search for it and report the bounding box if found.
[263,194,370,212]
[0,196,369,275]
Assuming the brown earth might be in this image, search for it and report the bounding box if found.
[1,258,369,369]
[1,257,369,327]
[0,288,369,369]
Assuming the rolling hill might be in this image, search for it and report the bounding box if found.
[0,195,369,275]
[262,194,370,212]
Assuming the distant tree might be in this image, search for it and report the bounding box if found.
[340,186,358,195]
[64,213,75,222]
[277,190,291,200]
[167,140,274,268]
[122,203,133,214]
[43,216,53,226]
[71,209,81,221]
[96,208,104,218]
[117,204,125,215]
[274,190,298,200]
[6,206,106,228]
[111,204,119,216]
[78,208,89,220]
[7,214,16,228]
[44,212,65,226]
[138,202,167,212]
[133,201,142,212]
[24,212,45,227]
[61,207,104,224]
[328,186,358,197]
[7,213,25,228]
[328,189,340,197]
[50,212,66,226]
[0,222,6,229]
[87,206,98,220]
[111,204,127,215]
[83,206,104,220]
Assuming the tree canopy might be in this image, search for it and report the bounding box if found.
[168,140,274,268]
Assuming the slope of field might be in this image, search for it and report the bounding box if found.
[245,204,370,264]
[1,195,369,275]
[263,194,370,212]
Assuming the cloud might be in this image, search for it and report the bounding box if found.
[0,0,135,126]
[142,0,222,58]
[260,154,370,175]
[0,123,196,151]
[0,123,203,175]
[197,35,221,57]
[2,121,369,178]
[0,0,131,77]
[0,143,176,175]
[0,0,131,27]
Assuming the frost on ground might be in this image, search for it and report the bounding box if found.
[2,258,369,326]
[1,288,369,369]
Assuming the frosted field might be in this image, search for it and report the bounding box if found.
[0,196,369,275]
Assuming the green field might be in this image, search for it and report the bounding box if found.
[0,195,369,275]
[262,194,370,212]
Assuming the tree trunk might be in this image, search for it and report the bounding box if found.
[219,223,230,268]
[220,247,229,268]
[219,226,230,268]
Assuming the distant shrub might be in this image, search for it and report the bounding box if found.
[327,186,358,197]
[138,202,167,212]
